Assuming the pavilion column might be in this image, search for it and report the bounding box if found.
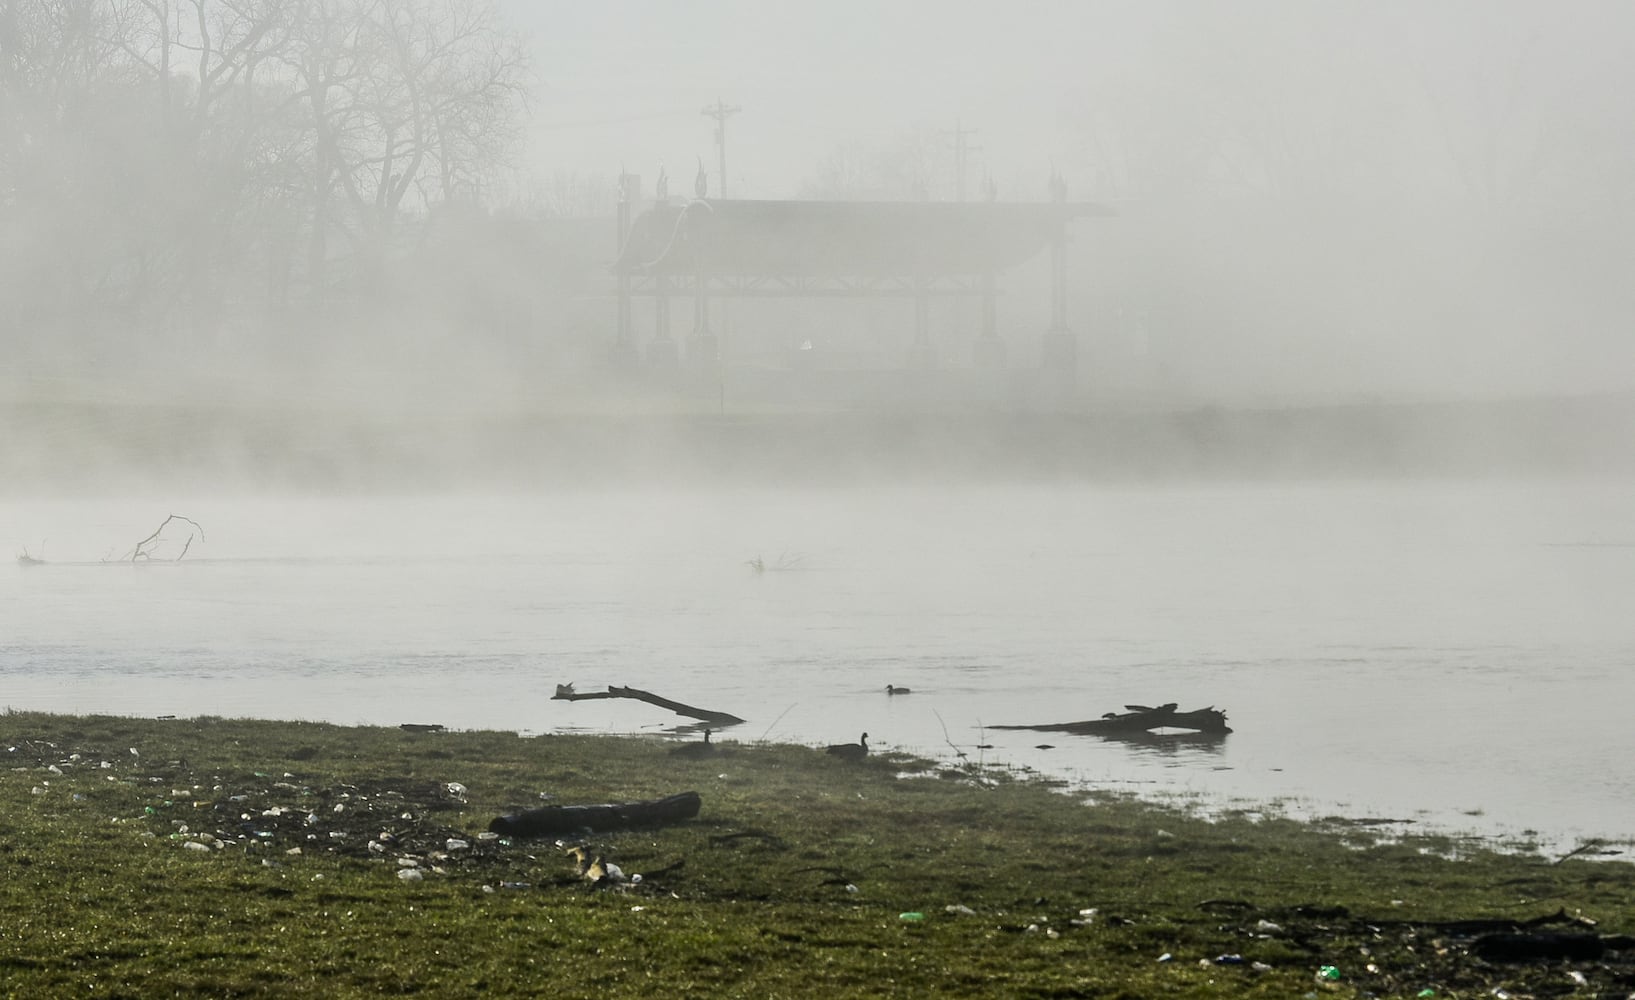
[652,274,673,357]
[1040,173,1077,382]
[686,265,717,367]
[687,265,719,368]
[907,274,935,369]
[612,173,640,368]
[973,269,1006,368]
[646,272,679,367]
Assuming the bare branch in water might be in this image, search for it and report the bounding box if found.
[120,515,205,562]
[553,683,745,726]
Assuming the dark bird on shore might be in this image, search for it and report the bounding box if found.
[826,732,869,761]
[669,728,715,758]
[885,684,911,695]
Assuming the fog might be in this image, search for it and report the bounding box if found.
[6,2,1635,852]
[4,0,1635,485]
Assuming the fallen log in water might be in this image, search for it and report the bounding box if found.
[993,702,1232,736]
[552,683,745,726]
[489,791,703,838]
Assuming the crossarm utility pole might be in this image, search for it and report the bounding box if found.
[701,98,741,198]
[942,118,981,201]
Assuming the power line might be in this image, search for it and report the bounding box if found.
[535,108,696,131]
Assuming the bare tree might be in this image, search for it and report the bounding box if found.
[800,129,945,201]
[1,0,531,367]
[282,0,526,294]
[0,0,148,348]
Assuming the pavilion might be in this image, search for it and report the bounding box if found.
[609,176,1105,375]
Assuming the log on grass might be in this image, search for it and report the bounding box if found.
[993,702,1232,736]
[1472,932,1607,962]
[489,791,703,838]
[551,683,745,726]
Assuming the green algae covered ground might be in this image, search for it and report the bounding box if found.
[1,711,1631,998]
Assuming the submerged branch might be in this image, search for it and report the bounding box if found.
[993,702,1232,736]
[552,683,746,726]
[118,515,206,563]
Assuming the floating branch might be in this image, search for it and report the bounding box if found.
[552,683,746,726]
[746,551,804,574]
[117,515,205,563]
[993,702,1232,737]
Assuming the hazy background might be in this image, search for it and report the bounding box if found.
[4,0,1635,481]
[512,0,1635,403]
[6,3,1635,845]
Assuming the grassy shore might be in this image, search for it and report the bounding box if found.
[1,711,1631,998]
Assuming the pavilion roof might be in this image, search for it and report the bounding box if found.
[612,198,1106,278]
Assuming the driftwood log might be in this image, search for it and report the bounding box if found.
[552,683,745,726]
[1407,908,1633,963]
[993,702,1232,736]
[489,791,702,838]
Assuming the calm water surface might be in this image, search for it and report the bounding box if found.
[4,480,1633,851]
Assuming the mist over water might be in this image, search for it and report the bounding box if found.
[6,0,1635,858]
[6,479,1634,852]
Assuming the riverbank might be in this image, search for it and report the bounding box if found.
[5,383,1634,492]
[2,711,1630,997]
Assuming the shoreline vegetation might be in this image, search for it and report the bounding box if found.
[5,388,1635,491]
[3,711,1632,997]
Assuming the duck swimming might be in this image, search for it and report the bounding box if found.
[885,684,911,695]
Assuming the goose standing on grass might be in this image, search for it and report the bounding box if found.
[885,684,910,695]
[826,732,869,761]
[669,728,715,758]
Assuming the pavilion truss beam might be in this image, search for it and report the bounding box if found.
[625,273,990,299]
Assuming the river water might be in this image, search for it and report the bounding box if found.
[4,480,1633,853]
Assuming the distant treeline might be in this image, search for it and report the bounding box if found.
[1,0,531,365]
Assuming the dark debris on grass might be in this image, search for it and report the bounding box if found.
[8,716,1635,999]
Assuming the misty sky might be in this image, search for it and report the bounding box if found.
[494,1,1635,400]
[10,0,1629,406]
[505,0,1635,203]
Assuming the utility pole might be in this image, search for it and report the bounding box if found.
[943,118,981,201]
[701,98,741,198]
